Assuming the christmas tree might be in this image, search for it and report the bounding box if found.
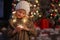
[12,0,60,28]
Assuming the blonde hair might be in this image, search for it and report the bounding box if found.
[12,10,29,19]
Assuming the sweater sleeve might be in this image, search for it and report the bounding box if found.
[27,19,37,37]
[8,19,17,38]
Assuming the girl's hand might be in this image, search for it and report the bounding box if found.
[15,27,22,32]
[23,26,30,31]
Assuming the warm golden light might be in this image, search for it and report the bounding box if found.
[12,15,14,18]
[55,9,58,12]
[22,18,28,23]
[34,5,36,7]
[31,12,33,15]
[13,19,16,23]
[36,10,38,13]
[12,11,16,14]
[51,14,53,16]
[35,0,38,3]
[59,4,60,6]
[34,13,36,15]
[39,15,42,17]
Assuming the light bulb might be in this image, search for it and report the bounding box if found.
[22,18,28,23]
[36,0,38,3]
[12,11,16,14]
[34,13,36,15]
[36,10,38,13]
[31,12,33,15]
[55,9,58,12]
[13,19,16,23]
[59,4,60,6]
[39,15,42,17]
[51,14,53,16]
[34,5,36,7]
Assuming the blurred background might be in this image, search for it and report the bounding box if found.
[0,0,60,40]
[0,0,3,18]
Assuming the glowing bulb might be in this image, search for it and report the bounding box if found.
[36,10,38,13]
[34,13,36,15]
[22,18,28,23]
[14,4,16,7]
[13,19,16,23]
[31,12,33,15]
[17,0,20,1]
[59,4,60,6]
[51,14,53,16]
[34,5,36,7]
[12,11,16,14]
[36,0,38,3]
[55,9,58,12]
[39,15,42,17]
[12,16,14,18]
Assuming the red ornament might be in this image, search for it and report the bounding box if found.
[38,17,50,29]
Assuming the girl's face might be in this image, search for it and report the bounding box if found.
[16,9,26,18]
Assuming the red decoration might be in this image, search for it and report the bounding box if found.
[38,17,50,29]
